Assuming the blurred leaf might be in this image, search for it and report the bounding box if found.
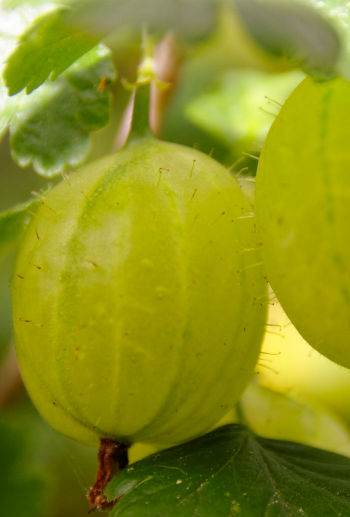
[232,0,341,78]
[3,0,71,6]
[9,44,116,177]
[3,0,343,101]
[0,79,18,140]
[71,0,342,78]
[107,424,350,517]
[241,380,350,458]
[4,0,218,96]
[304,0,350,77]
[4,6,98,95]
[0,418,46,517]
[0,197,39,258]
[186,69,304,153]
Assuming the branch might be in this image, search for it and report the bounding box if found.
[0,345,23,407]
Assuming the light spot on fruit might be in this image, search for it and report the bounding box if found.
[237,213,254,220]
[279,230,295,248]
[155,286,167,299]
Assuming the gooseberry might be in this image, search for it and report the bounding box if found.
[256,77,350,368]
[13,137,266,447]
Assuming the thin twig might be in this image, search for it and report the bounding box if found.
[0,344,23,407]
[88,439,129,512]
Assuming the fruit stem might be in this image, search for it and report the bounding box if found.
[88,439,129,512]
[128,82,153,141]
[115,29,170,148]
[0,344,23,407]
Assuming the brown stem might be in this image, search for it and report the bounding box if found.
[88,439,129,512]
[150,32,181,136]
[0,345,23,407]
[114,32,181,150]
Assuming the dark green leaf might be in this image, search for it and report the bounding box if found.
[108,424,350,517]
[0,418,46,517]
[4,6,98,95]
[0,198,40,258]
[9,44,116,177]
[232,0,341,78]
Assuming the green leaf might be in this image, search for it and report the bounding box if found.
[4,6,98,95]
[9,43,116,177]
[0,198,40,258]
[0,418,46,517]
[0,1,56,138]
[232,0,341,78]
[107,424,350,517]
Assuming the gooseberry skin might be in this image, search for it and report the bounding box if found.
[13,138,266,446]
[256,77,350,368]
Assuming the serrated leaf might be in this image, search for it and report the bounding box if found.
[4,6,98,95]
[0,198,40,258]
[107,424,350,517]
[0,418,46,517]
[9,43,116,177]
[232,0,341,78]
